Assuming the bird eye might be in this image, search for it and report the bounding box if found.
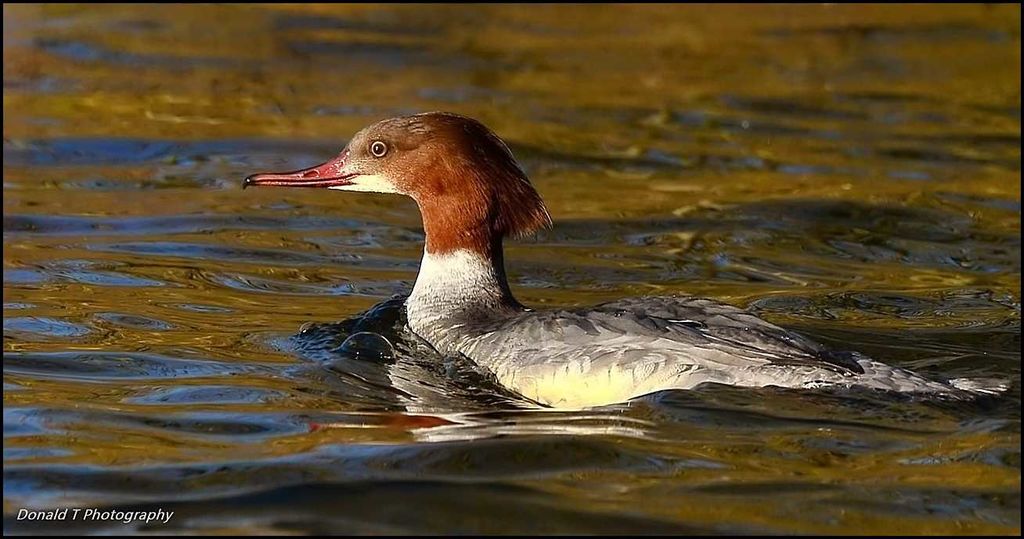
[370,140,388,158]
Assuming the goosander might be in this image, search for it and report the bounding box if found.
[245,112,998,408]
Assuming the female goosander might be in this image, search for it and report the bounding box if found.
[245,112,997,408]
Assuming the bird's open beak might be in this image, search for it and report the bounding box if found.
[243,150,356,189]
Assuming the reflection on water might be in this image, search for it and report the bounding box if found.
[3,3,1020,535]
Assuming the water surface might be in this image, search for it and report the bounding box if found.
[3,4,1020,535]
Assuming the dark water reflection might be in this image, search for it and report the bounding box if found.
[3,3,1020,535]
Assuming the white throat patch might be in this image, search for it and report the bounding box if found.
[327,174,399,194]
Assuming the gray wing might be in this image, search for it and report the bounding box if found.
[471,295,861,373]
[458,295,866,406]
[583,295,864,373]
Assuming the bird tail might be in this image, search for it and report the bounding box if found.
[946,377,1011,396]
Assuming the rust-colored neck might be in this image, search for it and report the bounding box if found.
[413,140,550,258]
[418,192,498,258]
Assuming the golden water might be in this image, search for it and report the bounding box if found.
[3,4,1020,534]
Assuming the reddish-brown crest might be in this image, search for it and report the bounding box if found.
[382,113,552,256]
